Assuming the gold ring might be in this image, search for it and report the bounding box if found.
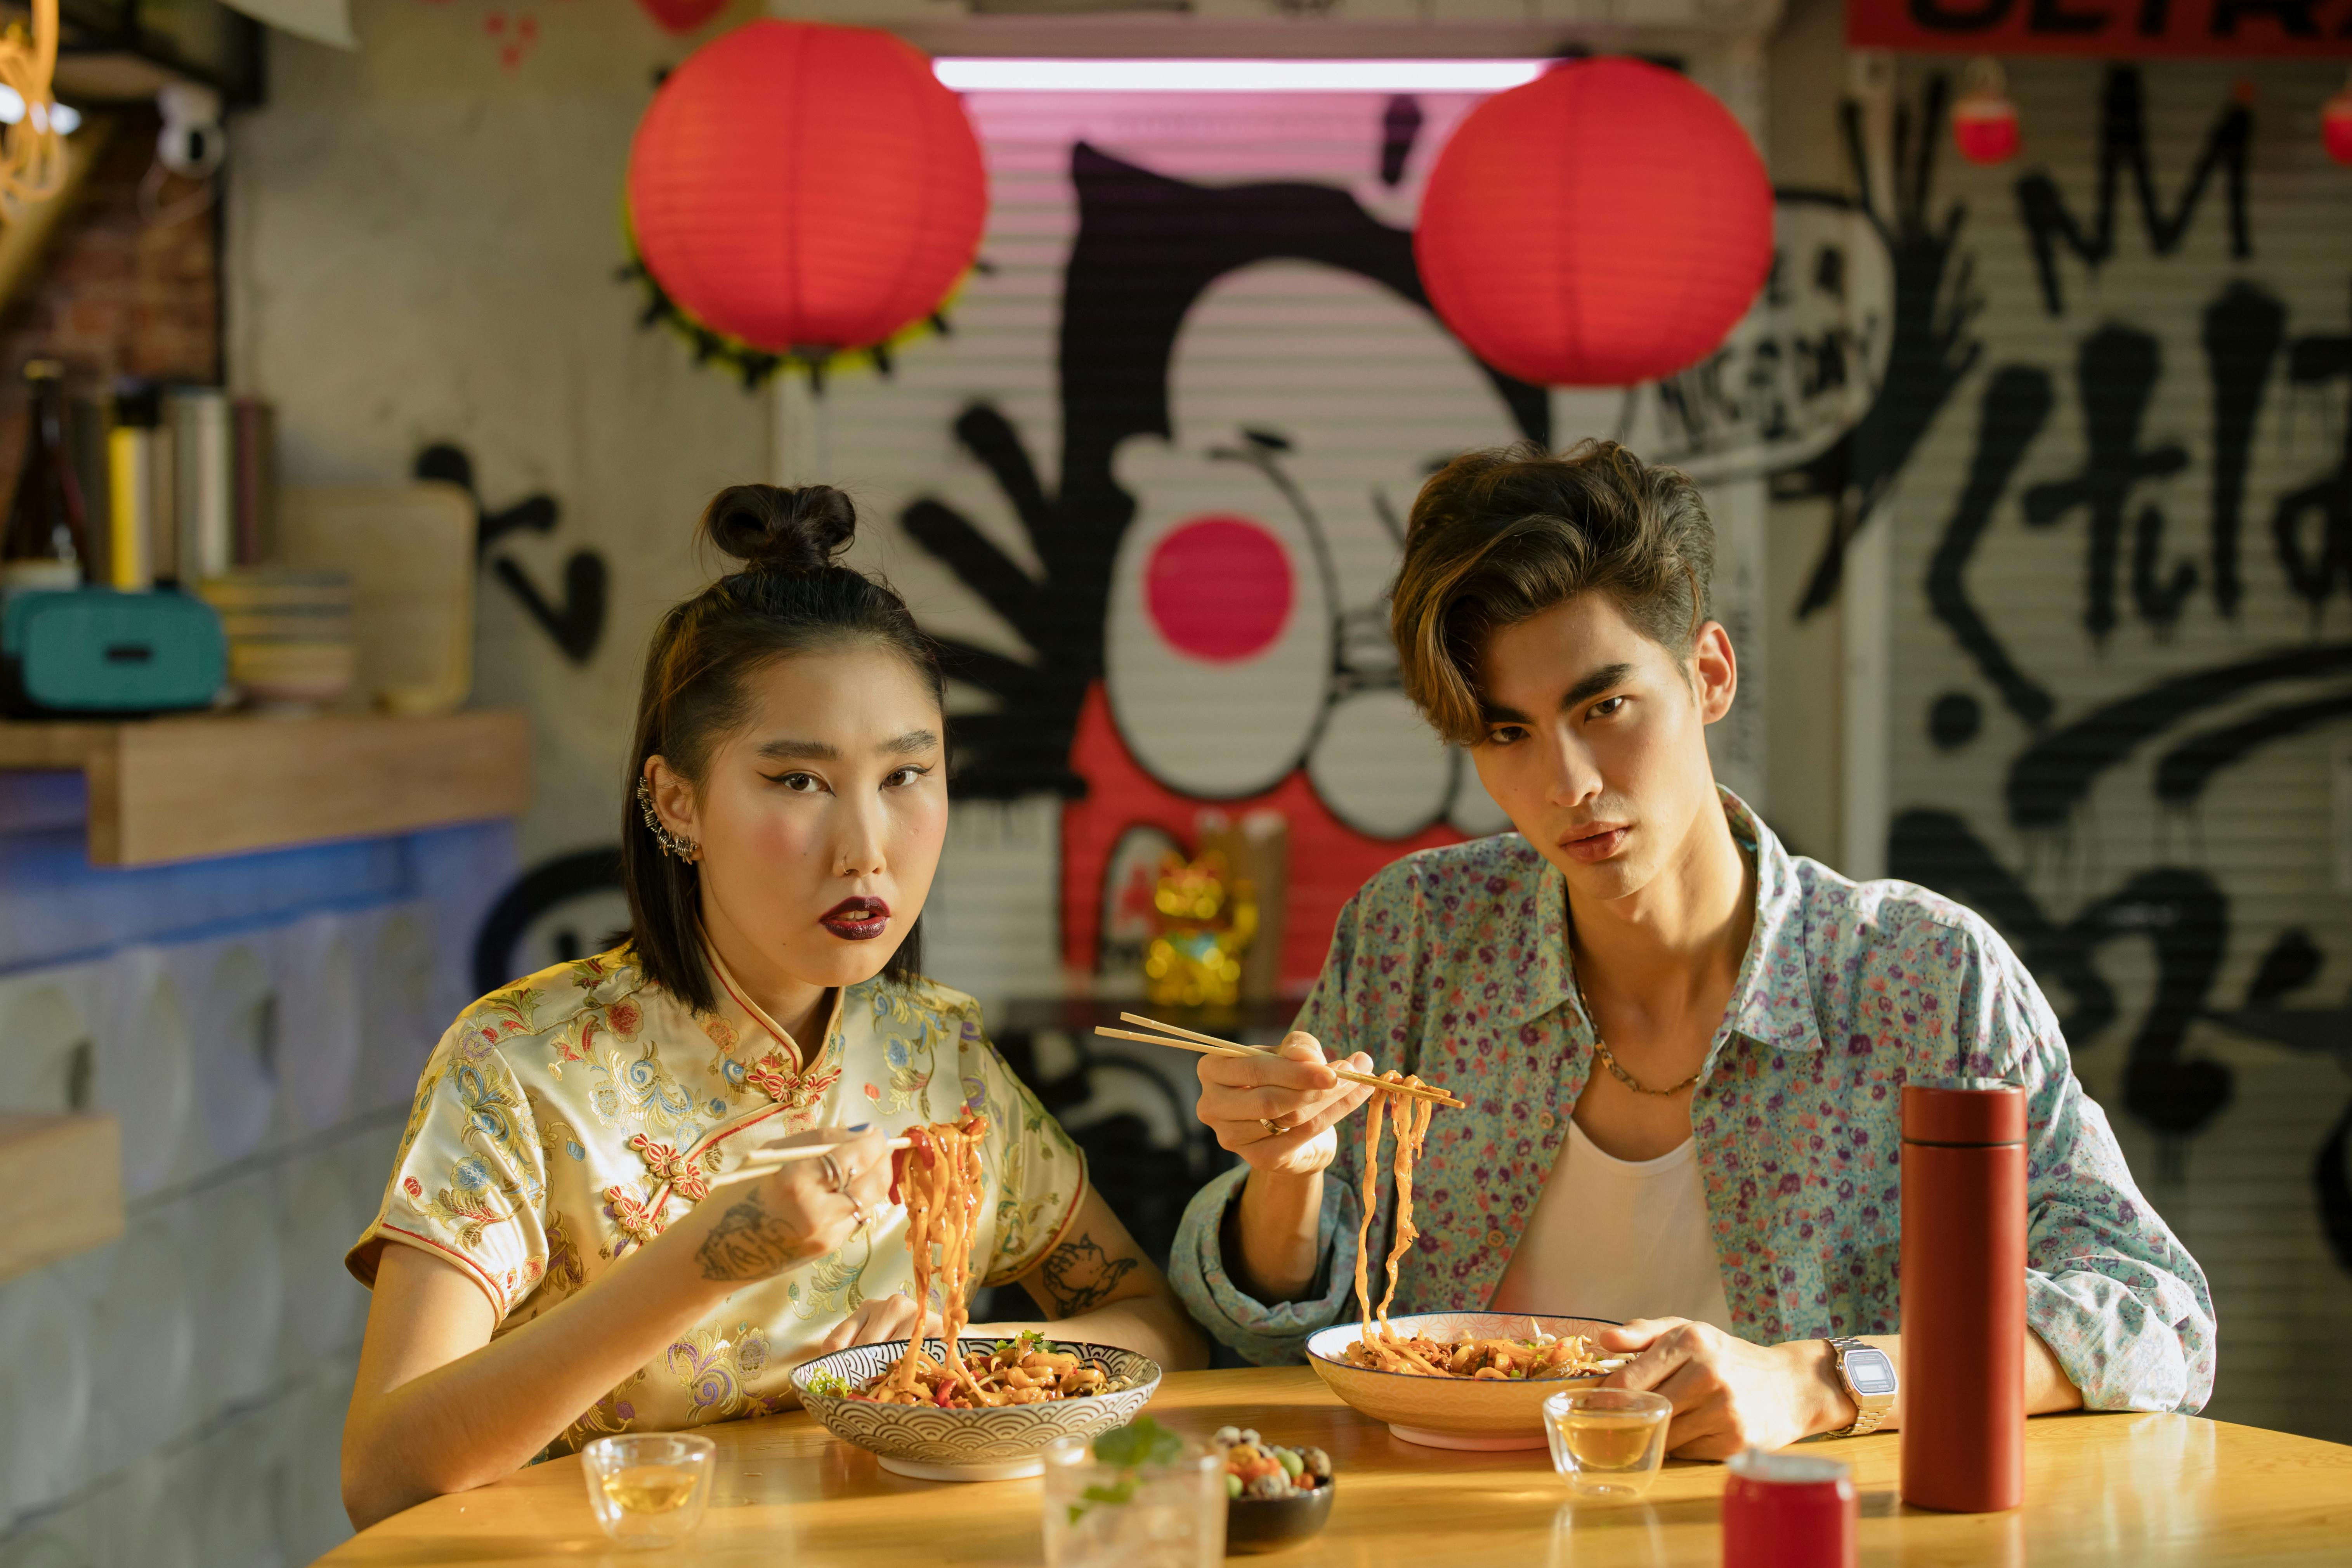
[1259,1118,1293,1137]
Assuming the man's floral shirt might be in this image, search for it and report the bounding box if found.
[1171,792,2215,1414]
[347,946,1085,1452]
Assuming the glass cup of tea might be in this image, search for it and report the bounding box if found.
[1543,1388,1673,1500]
[581,1432,718,1549]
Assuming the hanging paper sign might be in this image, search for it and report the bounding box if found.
[1848,0,2352,57]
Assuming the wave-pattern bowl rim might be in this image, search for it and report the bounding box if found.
[1304,1312,1624,1449]
[790,1337,1163,1481]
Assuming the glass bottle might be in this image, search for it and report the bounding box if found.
[0,359,90,593]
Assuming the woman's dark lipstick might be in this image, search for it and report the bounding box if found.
[819,897,891,941]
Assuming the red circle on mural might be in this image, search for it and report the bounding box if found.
[1144,517,1293,663]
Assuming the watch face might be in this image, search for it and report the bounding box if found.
[1845,1346,1898,1397]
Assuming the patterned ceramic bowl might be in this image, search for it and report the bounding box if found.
[790,1339,1163,1481]
[1305,1313,1625,1451]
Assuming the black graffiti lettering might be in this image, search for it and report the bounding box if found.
[2244,929,2322,1010]
[2021,326,2192,641]
[2270,292,2352,619]
[2202,283,2286,618]
[1926,366,2057,728]
[493,552,608,664]
[2029,0,2110,31]
[471,846,624,996]
[2319,1100,2352,1275]
[1379,95,1423,189]
[1908,0,2014,26]
[1887,812,2231,1140]
[2153,689,2352,810]
[1778,81,1982,619]
[413,441,603,665]
[2015,68,2251,317]
[2003,642,2352,830]
[2209,0,2321,33]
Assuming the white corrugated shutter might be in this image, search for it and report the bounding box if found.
[1879,54,2352,1438]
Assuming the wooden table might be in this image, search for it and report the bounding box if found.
[321,1368,2352,1566]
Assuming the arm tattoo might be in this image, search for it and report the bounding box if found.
[694,1195,807,1282]
[1039,1232,1141,1315]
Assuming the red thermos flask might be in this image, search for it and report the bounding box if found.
[1899,1083,2026,1512]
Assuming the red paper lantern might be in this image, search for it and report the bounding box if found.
[2326,80,2352,167]
[1414,57,1772,389]
[626,21,986,357]
[1953,94,2021,165]
[1953,59,2020,167]
[634,0,726,35]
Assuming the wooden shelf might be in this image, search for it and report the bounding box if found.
[0,709,531,865]
[0,1115,123,1283]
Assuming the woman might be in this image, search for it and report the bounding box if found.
[1170,441,2212,1456]
[341,486,1203,1528]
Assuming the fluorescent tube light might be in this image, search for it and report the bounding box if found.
[931,58,1550,93]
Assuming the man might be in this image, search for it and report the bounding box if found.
[1169,441,2213,1454]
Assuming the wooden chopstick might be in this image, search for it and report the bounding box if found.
[1098,1015,1467,1110]
[725,1135,914,1181]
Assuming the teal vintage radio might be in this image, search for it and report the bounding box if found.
[1,588,227,717]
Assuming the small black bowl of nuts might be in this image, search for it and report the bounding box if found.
[1212,1425,1335,1554]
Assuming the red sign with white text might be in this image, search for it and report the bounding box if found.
[1848,0,2352,56]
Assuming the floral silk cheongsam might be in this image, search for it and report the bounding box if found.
[345,945,1087,1453]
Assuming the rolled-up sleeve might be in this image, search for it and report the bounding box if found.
[1166,899,1374,1363]
[1936,919,2217,1413]
[1170,1164,1361,1365]
[2020,1043,2215,1412]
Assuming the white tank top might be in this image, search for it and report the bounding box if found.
[1487,1119,1735,1332]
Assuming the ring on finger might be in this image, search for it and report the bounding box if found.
[1258,1117,1294,1137]
[818,1152,846,1193]
[847,1193,869,1232]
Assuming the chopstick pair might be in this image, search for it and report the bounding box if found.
[722,1132,914,1185]
[1096,1013,1467,1110]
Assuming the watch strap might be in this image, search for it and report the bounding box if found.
[1822,1336,1889,1438]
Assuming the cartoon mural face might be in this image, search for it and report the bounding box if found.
[1104,260,1522,838]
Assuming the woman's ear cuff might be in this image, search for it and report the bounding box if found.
[637,776,702,862]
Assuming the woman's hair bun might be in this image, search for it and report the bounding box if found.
[701,484,857,575]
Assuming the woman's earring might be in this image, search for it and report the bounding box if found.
[636,777,701,862]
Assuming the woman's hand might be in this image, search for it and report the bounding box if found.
[691,1127,897,1286]
[1596,1318,1842,1459]
[813,1291,936,1355]
[1195,1032,1379,1177]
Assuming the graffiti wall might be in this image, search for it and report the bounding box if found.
[1872,55,2352,1439]
[795,76,1819,1017]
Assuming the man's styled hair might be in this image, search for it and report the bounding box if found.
[1389,440,1715,748]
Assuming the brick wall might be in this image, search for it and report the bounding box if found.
[0,106,219,498]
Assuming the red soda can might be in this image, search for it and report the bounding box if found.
[1721,1450,1857,1568]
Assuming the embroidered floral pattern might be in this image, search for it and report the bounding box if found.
[1169,791,2217,1417]
[349,946,1086,1454]
[668,1324,784,1424]
[589,1042,698,1135]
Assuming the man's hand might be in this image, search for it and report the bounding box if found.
[1195,1032,1378,1176]
[1597,1318,1848,1459]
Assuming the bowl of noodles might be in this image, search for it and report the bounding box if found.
[1305,1312,1626,1450]
[786,1114,1162,1480]
[793,1332,1162,1481]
